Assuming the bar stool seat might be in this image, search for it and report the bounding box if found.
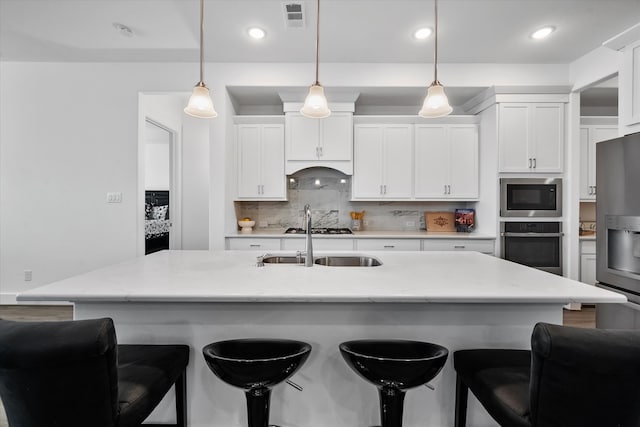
[202,338,311,427]
[339,339,448,427]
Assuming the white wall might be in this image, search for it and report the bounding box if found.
[145,139,170,190]
[0,60,575,301]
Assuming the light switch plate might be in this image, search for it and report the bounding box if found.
[107,192,123,203]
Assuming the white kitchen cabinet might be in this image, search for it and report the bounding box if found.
[579,123,618,200]
[352,124,413,200]
[355,238,421,251]
[281,238,355,251]
[236,124,286,200]
[285,112,353,173]
[580,240,597,285]
[414,124,478,199]
[498,103,564,173]
[422,239,495,254]
[227,238,282,251]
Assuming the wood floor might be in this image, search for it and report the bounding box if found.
[0,304,596,427]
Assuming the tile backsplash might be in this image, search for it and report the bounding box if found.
[235,167,475,231]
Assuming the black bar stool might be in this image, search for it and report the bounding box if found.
[454,322,640,427]
[0,317,189,427]
[340,339,448,427]
[202,338,311,427]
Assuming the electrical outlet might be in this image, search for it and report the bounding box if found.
[406,221,416,227]
[24,270,32,281]
[363,220,369,227]
[259,221,268,228]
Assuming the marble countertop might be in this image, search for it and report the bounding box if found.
[18,250,625,304]
[227,229,496,239]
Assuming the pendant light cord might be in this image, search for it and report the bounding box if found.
[199,0,205,85]
[315,0,320,85]
[433,0,439,83]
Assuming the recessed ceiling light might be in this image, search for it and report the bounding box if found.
[248,27,266,39]
[531,26,555,40]
[414,27,433,40]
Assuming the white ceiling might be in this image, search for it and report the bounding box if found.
[1,0,639,64]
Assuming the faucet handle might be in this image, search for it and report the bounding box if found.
[256,255,265,267]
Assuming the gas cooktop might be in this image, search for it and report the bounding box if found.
[284,227,353,235]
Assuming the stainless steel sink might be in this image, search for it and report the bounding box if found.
[259,254,382,267]
[314,255,382,267]
[261,255,304,264]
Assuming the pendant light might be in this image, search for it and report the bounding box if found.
[418,0,452,118]
[300,0,331,118]
[184,0,217,118]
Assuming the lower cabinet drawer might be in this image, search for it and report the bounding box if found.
[422,239,495,254]
[282,238,355,251]
[356,239,421,251]
[227,238,281,251]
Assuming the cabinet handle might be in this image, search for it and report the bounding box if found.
[319,146,323,157]
[454,245,466,249]
[249,244,261,248]
[384,185,387,194]
[383,245,395,249]
[589,186,592,195]
[380,185,383,195]
[444,185,447,194]
[447,185,451,194]
[528,158,532,168]
[593,185,596,195]
[533,158,537,169]
[261,185,265,194]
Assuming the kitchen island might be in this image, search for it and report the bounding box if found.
[18,250,625,427]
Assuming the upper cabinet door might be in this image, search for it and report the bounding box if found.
[414,125,449,198]
[383,125,413,199]
[448,125,479,198]
[531,103,564,173]
[353,125,384,198]
[286,113,320,160]
[414,124,478,200]
[498,102,565,173]
[498,104,531,172]
[236,123,286,201]
[320,113,353,161]
[260,125,285,198]
[236,125,263,198]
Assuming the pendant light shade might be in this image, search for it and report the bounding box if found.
[419,0,452,118]
[301,0,330,118]
[184,0,217,119]
[185,83,217,118]
[301,83,331,118]
[419,81,453,118]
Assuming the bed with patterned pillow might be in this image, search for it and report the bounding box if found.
[145,191,170,255]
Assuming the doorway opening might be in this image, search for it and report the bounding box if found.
[143,119,181,254]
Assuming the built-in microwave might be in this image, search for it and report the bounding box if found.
[500,178,562,217]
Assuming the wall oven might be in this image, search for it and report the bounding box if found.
[501,222,563,275]
[500,178,562,217]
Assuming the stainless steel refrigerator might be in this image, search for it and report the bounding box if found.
[596,132,640,328]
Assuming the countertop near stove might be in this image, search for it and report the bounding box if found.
[226,229,496,239]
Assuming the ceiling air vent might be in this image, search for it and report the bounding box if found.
[283,2,305,28]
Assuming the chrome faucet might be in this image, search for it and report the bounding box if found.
[304,204,314,267]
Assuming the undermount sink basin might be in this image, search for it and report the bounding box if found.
[260,254,382,267]
[261,255,304,264]
[314,255,382,267]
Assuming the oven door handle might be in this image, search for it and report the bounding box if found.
[501,232,564,237]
